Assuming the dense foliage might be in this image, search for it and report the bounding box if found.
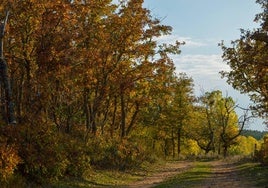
[220,0,268,121]
[0,0,191,184]
[0,0,264,186]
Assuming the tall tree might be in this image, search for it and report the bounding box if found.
[171,73,194,155]
[213,92,241,157]
[187,93,219,155]
[1,0,184,139]
[0,0,192,181]
[220,0,268,122]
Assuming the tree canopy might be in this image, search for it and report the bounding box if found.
[0,0,260,185]
[220,0,268,122]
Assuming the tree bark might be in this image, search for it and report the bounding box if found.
[177,126,182,155]
[120,86,126,138]
[125,101,139,136]
[171,128,175,158]
[223,145,228,158]
[83,87,90,129]
[110,96,117,138]
[0,11,16,125]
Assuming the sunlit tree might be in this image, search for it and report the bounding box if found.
[220,0,268,124]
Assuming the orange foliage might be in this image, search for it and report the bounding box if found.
[0,143,21,181]
[0,0,185,184]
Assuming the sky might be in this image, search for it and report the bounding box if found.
[143,0,267,131]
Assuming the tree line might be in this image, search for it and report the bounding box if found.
[241,130,268,140]
[0,0,266,186]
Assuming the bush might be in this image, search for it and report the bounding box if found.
[0,143,21,181]
[0,126,22,183]
[0,119,93,184]
[17,122,69,183]
[64,137,91,177]
[88,136,149,170]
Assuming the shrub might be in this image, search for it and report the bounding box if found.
[0,143,21,181]
[88,136,149,170]
[64,138,91,177]
[0,126,22,183]
[17,122,69,183]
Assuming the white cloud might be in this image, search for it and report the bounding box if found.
[174,54,230,77]
[178,37,207,47]
[156,35,207,48]
[171,54,232,96]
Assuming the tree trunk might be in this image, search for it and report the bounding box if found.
[110,96,117,138]
[16,70,24,122]
[177,127,182,155]
[125,102,139,136]
[164,139,168,157]
[0,11,16,125]
[120,86,126,138]
[172,128,175,158]
[218,143,221,155]
[0,83,5,122]
[83,88,90,130]
[223,145,228,158]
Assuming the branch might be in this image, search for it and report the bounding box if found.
[0,10,9,37]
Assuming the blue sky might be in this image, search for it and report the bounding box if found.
[143,0,266,131]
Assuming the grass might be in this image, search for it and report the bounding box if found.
[236,162,268,187]
[48,171,141,187]
[153,158,268,188]
[8,158,267,188]
[153,162,212,188]
[48,160,167,188]
[46,169,144,188]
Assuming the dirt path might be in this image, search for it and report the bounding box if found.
[125,161,192,188]
[124,160,258,188]
[196,160,258,188]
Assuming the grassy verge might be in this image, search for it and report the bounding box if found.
[49,170,142,188]
[48,160,167,188]
[237,162,268,187]
[153,162,212,188]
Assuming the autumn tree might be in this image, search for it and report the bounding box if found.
[170,73,195,156]
[229,135,259,155]
[188,91,251,157]
[220,0,268,122]
[0,0,190,181]
[139,73,194,157]
[67,0,183,139]
[213,92,249,157]
[187,96,218,154]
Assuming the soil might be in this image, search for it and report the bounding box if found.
[196,160,257,188]
[126,161,192,188]
[125,160,258,188]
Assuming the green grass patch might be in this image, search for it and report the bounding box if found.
[154,162,212,188]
